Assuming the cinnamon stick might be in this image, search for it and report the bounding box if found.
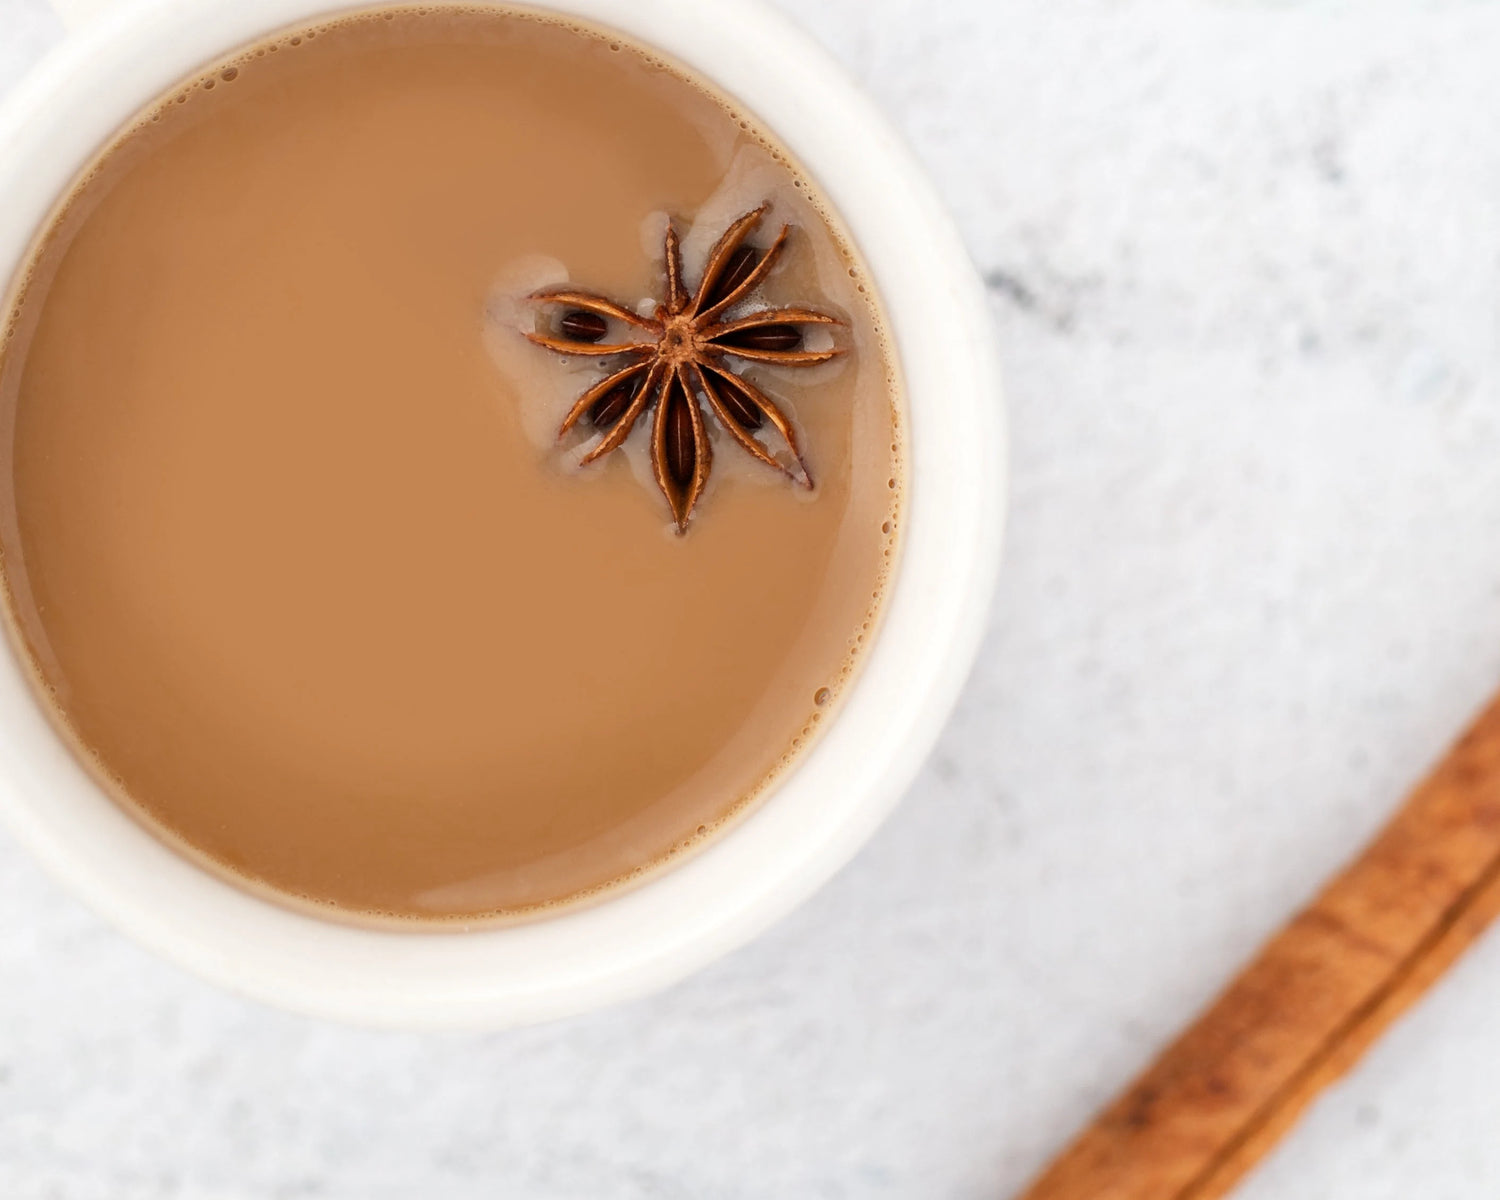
[1018,691,1500,1200]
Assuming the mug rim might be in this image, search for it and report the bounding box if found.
[0,0,1005,1028]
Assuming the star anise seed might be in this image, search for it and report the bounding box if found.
[664,384,696,486]
[714,380,764,431]
[525,204,843,531]
[559,309,608,343]
[589,377,638,428]
[708,245,759,308]
[721,324,803,352]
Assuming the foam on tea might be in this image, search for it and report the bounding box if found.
[0,7,902,922]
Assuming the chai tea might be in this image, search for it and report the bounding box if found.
[0,7,902,922]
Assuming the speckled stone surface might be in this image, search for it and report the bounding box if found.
[4,2,1500,1197]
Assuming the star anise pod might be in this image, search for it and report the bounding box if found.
[525,204,843,531]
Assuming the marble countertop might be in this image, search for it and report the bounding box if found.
[4,1,1500,1196]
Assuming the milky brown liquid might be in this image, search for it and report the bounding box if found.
[0,8,901,922]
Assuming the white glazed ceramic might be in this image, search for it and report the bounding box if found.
[0,0,1004,1028]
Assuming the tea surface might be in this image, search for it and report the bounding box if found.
[0,8,900,920]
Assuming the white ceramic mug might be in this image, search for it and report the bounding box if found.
[0,0,1005,1028]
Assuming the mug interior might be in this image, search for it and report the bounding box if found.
[0,0,1003,1028]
